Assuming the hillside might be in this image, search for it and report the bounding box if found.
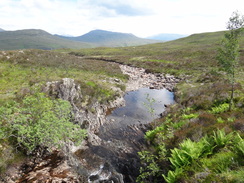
[59,29,160,47]
[0,29,94,50]
[71,30,243,88]
[0,28,5,32]
[70,30,244,73]
[1,30,244,182]
[70,30,244,182]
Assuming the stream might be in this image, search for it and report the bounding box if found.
[99,88,174,139]
[84,64,180,182]
[8,65,180,183]
[85,87,175,182]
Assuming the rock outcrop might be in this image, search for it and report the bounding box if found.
[16,151,82,183]
[43,78,125,145]
[43,78,126,182]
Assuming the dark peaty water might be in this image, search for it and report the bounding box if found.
[105,88,174,130]
[99,88,174,143]
[95,88,174,182]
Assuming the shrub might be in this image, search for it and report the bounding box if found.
[137,151,161,183]
[212,129,232,148]
[232,133,244,156]
[198,112,216,125]
[162,129,244,182]
[201,151,237,173]
[220,168,244,182]
[210,103,230,114]
[168,137,209,170]
[0,93,87,153]
[232,121,244,132]
[217,117,225,123]
[145,118,174,142]
[181,113,199,120]
[163,168,183,183]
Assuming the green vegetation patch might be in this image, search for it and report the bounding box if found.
[66,16,244,183]
[139,129,244,183]
[0,93,87,153]
[0,49,128,176]
[0,92,87,175]
[0,12,243,182]
[0,50,127,104]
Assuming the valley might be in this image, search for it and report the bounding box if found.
[0,29,160,50]
[0,27,244,183]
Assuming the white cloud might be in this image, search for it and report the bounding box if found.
[0,0,244,37]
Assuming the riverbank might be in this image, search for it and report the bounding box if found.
[2,63,180,183]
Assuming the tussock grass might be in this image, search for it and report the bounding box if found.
[0,49,127,104]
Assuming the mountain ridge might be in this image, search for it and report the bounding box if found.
[0,29,161,50]
[58,29,161,47]
[0,29,94,50]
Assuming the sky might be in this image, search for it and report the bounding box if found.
[0,0,244,38]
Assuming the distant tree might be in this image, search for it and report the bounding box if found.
[217,11,244,110]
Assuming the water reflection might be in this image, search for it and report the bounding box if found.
[106,88,174,128]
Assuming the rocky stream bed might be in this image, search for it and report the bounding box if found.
[1,64,181,183]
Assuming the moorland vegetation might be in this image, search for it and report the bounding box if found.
[0,12,244,182]
[0,49,127,175]
[68,12,244,182]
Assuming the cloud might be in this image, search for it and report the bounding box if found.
[0,0,154,35]
[77,0,152,17]
[98,3,147,16]
[0,0,244,37]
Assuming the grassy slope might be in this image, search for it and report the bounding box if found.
[0,29,94,50]
[0,49,126,102]
[69,31,243,82]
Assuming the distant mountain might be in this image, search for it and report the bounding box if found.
[147,33,187,41]
[59,30,161,47]
[0,29,161,50]
[0,29,94,50]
